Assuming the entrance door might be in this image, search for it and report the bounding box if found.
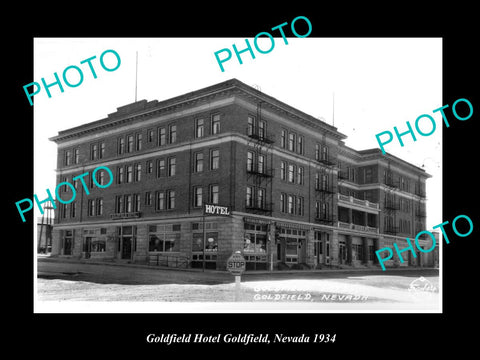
[84,237,92,259]
[121,236,132,259]
[339,243,346,264]
[64,238,72,255]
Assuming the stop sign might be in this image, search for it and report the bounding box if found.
[226,251,246,275]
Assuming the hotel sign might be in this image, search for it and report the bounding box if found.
[203,203,231,216]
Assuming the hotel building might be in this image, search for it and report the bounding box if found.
[49,79,432,270]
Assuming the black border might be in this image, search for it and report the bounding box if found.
[9,5,479,355]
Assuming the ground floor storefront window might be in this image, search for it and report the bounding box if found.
[277,228,306,266]
[191,230,218,270]
[244,223,268,270]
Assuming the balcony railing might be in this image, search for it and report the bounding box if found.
[245,200,272,212]
[384,177,399,189]
[315,185,334,194]
[415,208,427,217]
[315,216,334,225]
[246,127,275,144]
[316,157,336,166]
[110,211,142,220]
[337,221,379,234]
[246,167,274,177]
[384,200,400,210]
[337,194,380,210]
[383,226,399,235]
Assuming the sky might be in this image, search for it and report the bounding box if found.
[33,37,442,229]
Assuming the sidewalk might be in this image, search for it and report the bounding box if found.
[37,254,439,275]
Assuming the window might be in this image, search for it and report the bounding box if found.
[90,144,98,160]
[322,174,329,190]
[158,127,166,146]
[297,166,304,185]
[288,195,294,214]
[297,196,304,216]
[148,225,181,252]
[211,114,220,134]
[65,150,72,166]
[297,136,304,155]
[134,194,141,212]
[169,124,177,143]
[147,129,154,143]
[321,203,329,219]
[157,159,165,177]
[247,151,254,172]
[74,148,80,164]
[210,185,219,204]
[281,130,287,148]
[244,228,267,255]
[280,161,286,180]
[257,188,265,209]
[259,120,266,138]
[127,135,134,153]
[194,186,203,207]
[126,165,133,183]
[99,142,105,159]
[116,195,124,213]
[146,160,153,174]
[117,166,124,184]
[96,198,103,216]
[246,186,253,207]
[194,152,203,173]
[321,145,329,161]
[258,154,265,174]
[88,199,95,216]
[95,168,105,186]
[168,157,176,176]
[71,201,76,218]
[288,133,296,152]
[135,133,142,151]
[247,115,255,136]
[210,149,219,170]
[280,193,286,213]
[315,201,320,218]
[167,190,175,209]
[195,119,204,138]
[135,163,142,182]
[118,137,125,155]
[288,164,295,183]
[125,194,132,213]
[145,192,152,206]
[315,144,320,161]
[156,191,165,211]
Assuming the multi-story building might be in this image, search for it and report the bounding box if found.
[49,78,431,271]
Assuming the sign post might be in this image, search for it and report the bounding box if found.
[226,251,246,301]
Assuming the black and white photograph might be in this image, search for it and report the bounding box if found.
[32,37,442,313]
[9,7,479,355]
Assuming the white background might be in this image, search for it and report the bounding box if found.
[33,37,442,229]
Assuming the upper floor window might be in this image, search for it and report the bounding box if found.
[210,149,220,170]
[65,150,72,166]
[211,114,220,135]
[281,130,287,148]
[195,119,204,138]
[118,137,125,155]
[135,133,142,151]
[127,135,134,153]
[169,124,177,144]
[288,133,296,152]
[158,127,166,146]
[74,148,80,164]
